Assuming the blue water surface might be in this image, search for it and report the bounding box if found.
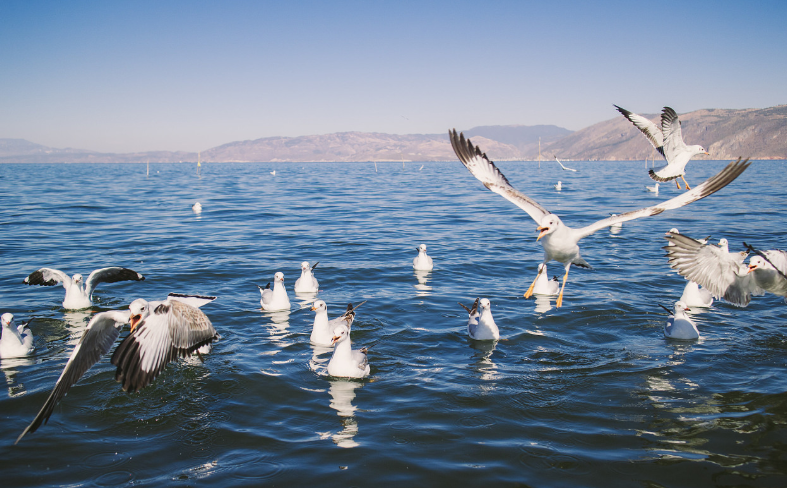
[0,160,785,487]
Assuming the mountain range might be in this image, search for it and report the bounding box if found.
[2,105,785,163]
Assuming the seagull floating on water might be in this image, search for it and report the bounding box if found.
[554,156,578,172]
[467,298,499,340]
[645,182,659,194]
[449,128,750,307]
[615,105,709,189]
[663,301,700,340]
[192,202,202,214]
[554,181,562,191]
[24,267,145,310]
[294,261,320,294]
[664,232,787,306]
[259,272,291,311]
[532,263,560,296]
[16,293,219,444]
[310,300,363,347]
[413,244,434,271]
[1,313,34,358]
[327,323,370,378]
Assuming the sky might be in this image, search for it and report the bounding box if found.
[1,0,786,153]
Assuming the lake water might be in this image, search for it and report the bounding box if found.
[1,159,786,487]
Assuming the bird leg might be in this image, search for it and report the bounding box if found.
[524,266,545,298]
[675,179,681,189]
[556,267,570,308]
[681,175,691,190]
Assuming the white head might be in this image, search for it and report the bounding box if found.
[666,228,679,236]
[331,323,350,345]
[718,238,729,253]
[674,301,690,314]
[311,299,327,313]
[537,214,561,241]
[1,313,13,327]
[692,145,710,157]
[418,244,427,252]
[479,298,491,311]
[557,181,562,185]
[128,298,150,331]
[274,271,284,282]
[748,256,774,273]
[72,273,83,284]
[301,261,311,270]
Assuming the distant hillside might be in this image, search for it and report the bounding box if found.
[542,105,787,161]
[1,105,785,163]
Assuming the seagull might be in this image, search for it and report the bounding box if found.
[310,300,364,347]
[192,202,202,214]
[0,313,34,358]
[270,170,276,176]
[663,301,700,340]
[609,214,623,232]
[646,182,659,194]
[449,128,750,307]
[664,232,787,306]
[554,181,562,191]
[554,156,578,172]
[532,264,560,296]
[24,267,146,310]
[327,323,370,378]
[413,244,434,271]
[615,105,709,189]
[467,298,499,340]
[259,272,291,311]
[294,261,320,294]
[15,293,219,444]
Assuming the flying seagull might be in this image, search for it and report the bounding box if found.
[614,105,709,190]
[554,156,578,172]
[16,293,219,444]
[24,267,145,310]
[449,128,750,307]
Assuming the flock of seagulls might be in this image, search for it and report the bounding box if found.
[4,107,780,445]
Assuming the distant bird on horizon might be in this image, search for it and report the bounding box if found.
[615,105,709,190]
[192,202,202,214]
[554,181,562,191]
[449,128,750,307]
[24,267,145,310]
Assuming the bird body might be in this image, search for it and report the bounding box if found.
[664,301,700,340]
[259,272,291,311]
[680,281,714,308]
[532,264,560,296]
[16,294,218,443]
[294,261,320,293]
[311,300,359,347]
[449,128,750,307]
[0,313,34,358]
[413,244,434,271]
[615,105,709,189]
[192,202,202,214]
[646,183,659,194]
[554,181,562,191]
[468,298,499,341]
[327,324,369,378]
[24,267,145,310]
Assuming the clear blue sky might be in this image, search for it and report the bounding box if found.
[1,0,785,153]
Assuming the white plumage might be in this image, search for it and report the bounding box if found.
[468,298,499,341]
[664,301,700,340]
[259,272,291,311]
[413,244,434,271]
[24,266,145,310]
[310,300,361,347]
[0,313,34,358]
[294,261,320,294]
[327,323,369,378]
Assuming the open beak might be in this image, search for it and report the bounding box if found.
[311,305,318,311]
[747,264,757,273]
[331,336,340,345]
[536,226,549,241]
[130,314,142,332]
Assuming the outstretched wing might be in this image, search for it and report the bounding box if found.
[25,268,71,289]
[614,105,666,158]
[16,310,130,444]
[449,129,550,224]
[575,158,750,239]
[167,293,217,309]
[660,106,688,163]
[85,267,145,297]
[111,299,218,393]
[554,156,578,172]
[663,232,761,306]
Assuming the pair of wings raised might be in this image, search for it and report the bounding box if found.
[16,293,217,444]
[24,267,145,296]
[664,232,787,307]
[448,129,749,240]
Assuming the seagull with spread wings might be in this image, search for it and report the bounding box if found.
[24,266,145,310]
[16,293,219,444]
[614,105,709,190]
[449,129,750,307]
